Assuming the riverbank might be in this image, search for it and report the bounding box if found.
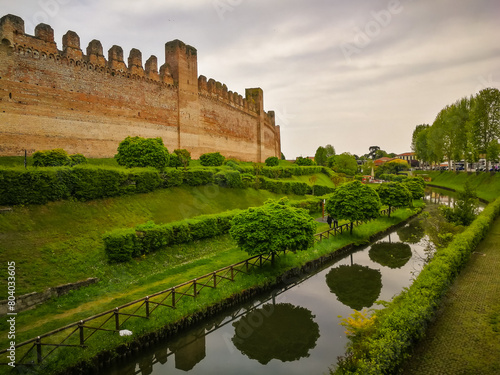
[401,215,500,374]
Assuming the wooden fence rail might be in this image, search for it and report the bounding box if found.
[0,206,395,368]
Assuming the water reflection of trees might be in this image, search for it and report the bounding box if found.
[325,264,382,310]
[397,220,425,244]
[369,242,412,269]
[232,303,320,364]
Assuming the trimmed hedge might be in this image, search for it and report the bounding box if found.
[103,210,244,262]
[0,164,336,206]
[339,197,500,374]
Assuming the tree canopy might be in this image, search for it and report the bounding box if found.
[329,152,358,175]
[376,182,412,217]
[325,180,381,234]
[114,136,169,169]
[229,198,316,257]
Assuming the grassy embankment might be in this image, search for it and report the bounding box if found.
[416,170,500,202]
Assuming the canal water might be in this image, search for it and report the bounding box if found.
[106,190,471,375]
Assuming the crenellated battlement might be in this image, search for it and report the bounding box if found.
[0,14,280,162]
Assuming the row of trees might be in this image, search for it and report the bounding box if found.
[412,87,500,171]
[230,178,425,259]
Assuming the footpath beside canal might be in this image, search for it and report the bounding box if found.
[403,216,500,374]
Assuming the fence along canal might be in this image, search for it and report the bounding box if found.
[0,207,394,372]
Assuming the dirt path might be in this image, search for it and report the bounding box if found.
[402,217,500,374]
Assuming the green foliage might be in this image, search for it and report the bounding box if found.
[295,156,315,166]
[103,228,141,262]
[182,168,215,186]
[265,156,279,166]
[440,181,479,226]
[229,198,316,256]
[376,159,409,177]
[103,210,245,262]
[174,149,191,168]
[325,180,381,234]
[214,170,243,188]
[0,167,72,205]
[257,176,310,195]
[69,153,87,166]
[377,182,412,216]
[160,168,184,187]
[33,148,71,167]
[403,177,425,200]
[199,152,225,166]
[329,153,358,175]
[168,153,182,168]
[314,146,328,166]
[115,136,170,169]
[335,193,500,374]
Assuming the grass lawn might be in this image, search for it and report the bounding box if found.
[0,185,305,295]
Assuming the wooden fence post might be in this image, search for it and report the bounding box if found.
[145,297,150,318]
[36,336,42,364]
[213,272,217,288]
[79,321,85,346]
[193,279,197,298]
[114,308,120,331]
[172,288,176,308]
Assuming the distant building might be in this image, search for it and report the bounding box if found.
[396,152,416,162]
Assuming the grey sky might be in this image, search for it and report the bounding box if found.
[2,0,499,158]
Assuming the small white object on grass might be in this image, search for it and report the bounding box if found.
[119,330,133,336]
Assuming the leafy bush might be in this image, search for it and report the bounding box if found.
[168,153,182,168]
[115,136,170,169]
[71,165,132,200]
[295,156,315,166]
[103,228,141,262]
[136,222,173,253]
[265,156,279,166]
[160,168,184,187]
[199,152,225,166]
[215,171,244,188]
[33,148,71,167]
[173,149,191,168]
[183,168,215,186]
[70,153,87,166]
[0,167,72,205]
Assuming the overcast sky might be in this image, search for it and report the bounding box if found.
[2,0,499,158]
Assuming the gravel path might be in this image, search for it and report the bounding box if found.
[402,217,500,374]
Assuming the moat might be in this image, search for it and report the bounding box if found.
[104,189,464,375]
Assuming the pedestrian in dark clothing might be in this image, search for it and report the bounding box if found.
[333,218,338,228]
[327,215,333,229]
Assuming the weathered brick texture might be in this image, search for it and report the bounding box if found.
[0,14,281,161]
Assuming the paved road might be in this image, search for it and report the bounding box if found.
[402,217,500,374]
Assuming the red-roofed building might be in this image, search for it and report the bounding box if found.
[396,152,416,162]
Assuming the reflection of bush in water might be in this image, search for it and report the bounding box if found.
[232,303,320,364]
[369,241,412,269]
[397,220,425,244]
[325,264,382,310]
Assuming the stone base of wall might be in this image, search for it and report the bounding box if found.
[0,278,98,315]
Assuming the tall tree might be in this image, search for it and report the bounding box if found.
[314,146,328,166]
[325,144,336,158]
[469,88,500,170]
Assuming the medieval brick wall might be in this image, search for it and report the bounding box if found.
[0,14,281,162]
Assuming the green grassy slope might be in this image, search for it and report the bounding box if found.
[0,186,304,295]
[417,171,500,202]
